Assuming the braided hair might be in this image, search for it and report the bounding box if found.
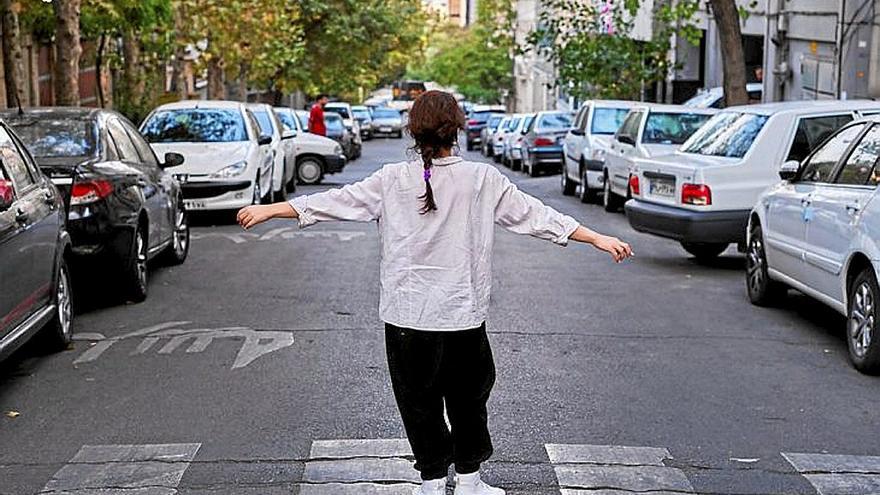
[406,91,466,214]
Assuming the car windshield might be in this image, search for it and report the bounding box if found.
[325,114,344,131]
[353,108,371,120]
[253,110,275,136]
[8,117,97,158]
[506,118,521,131]
[276,110,296,131]
[680,112,769,158]
[296,112,308,130]
[537,112,572,130]
[590,108,629,135]
[142,108,248,143]
[326,106,350,119]
[642,112,712,145]
[373,109,401,119]
[487,115,504,129]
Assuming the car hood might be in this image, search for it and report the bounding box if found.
[149,141,253,175]
[295,132,339,150]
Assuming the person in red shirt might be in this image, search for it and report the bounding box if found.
[308,94,329,136]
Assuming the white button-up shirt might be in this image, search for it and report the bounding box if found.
[289,156,579,331]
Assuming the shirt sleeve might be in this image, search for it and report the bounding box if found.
[289,168,384,227]
[491,169,579,245]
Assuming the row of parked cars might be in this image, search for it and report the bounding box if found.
[470,96,880,374]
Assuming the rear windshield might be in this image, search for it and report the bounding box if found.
[642,112,712,145]
[537,112,572,129]
[325,114,344,131]
[326,106,350,119]
[353,108,371,120]
[505,117,521,131]
[8,117,97,158]
[469,111,494,123]
[680,112,768,158]
[372,108,401,119]
[590,108,629,135]
[683,91,720,108]
[253,110,275,136]
[487,115,504,129]
[142,109,248,143]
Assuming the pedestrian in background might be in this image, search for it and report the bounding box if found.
[308,94,329,136]
[237,90,632,495]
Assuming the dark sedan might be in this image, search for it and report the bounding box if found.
[325,113,359,160]
[465,106,506,151]
[521,111,573,176]
[4,108,189,302]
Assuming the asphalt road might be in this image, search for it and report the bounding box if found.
[1,135,879,495]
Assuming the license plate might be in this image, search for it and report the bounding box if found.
[380,127,392,133]
[649,179,675,197]
[184,200,206,210]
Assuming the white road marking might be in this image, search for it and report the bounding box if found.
[73,322,294,369]
[40,443,200,494]
[302,439,420,495]
[783,452,880,495]
[545,444,694,494]
[190,229,366,244]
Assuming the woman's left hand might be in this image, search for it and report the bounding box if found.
[237,205,274,230]
[592,234,633,263]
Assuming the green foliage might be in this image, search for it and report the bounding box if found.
[408,0,514,103]
[528,0,700,101]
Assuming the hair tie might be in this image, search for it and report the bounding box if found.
[423,169,432,181]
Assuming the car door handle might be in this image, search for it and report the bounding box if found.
[846,202,861,214]
[801,198,812,206]
[15,207,27,224]
[42,189,54,204]
[137,178,148,186]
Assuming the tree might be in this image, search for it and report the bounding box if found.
[53,0,82,105]
[1,0,27,107]
[709,0,748,106]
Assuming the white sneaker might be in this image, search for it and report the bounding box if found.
[412,478,446,495]
[453,471,505,495]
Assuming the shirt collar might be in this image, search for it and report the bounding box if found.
[433,156,463,166]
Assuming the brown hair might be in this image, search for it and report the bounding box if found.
[406,90,466,214]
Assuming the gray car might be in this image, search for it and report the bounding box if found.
[370,107,404,138]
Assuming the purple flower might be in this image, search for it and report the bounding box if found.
[424,169,432,181]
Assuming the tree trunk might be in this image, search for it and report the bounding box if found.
[95,34,105,107]
[52,0,82,106]
[237,62,249,102]
[1,0,27,108]
[207,56,225,99]
[709,0,748,106]
[122,29,143,101]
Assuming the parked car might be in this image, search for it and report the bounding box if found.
[602,104,715,212]
[7,107,189,302]
[370,107,404,138]
[561,100,641,202]
[490,116,513,162]
[0,120,72,361]
[296,109,310,132]
[502,113,535,170]
[683,83,764,109]
[247,103,296,201]
[521,111,573,176]
[275,107,346,185]
[324,102,362,158]
[747,115,880,373]
[480,113,505,157]
[325,113,359,161]
[352,105,373,140]
[625,100,880,261]
[465,105,506,151]
[140,100,274,211]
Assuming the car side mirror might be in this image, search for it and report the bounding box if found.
[0,179,13,212]
[258,135,272,146]
[163,152,185,168]
[282,129,296,140]
[617,134,636,146]
[779,160,800,181]
[570,128,585,136]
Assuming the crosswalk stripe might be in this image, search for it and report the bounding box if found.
[546,444,694,494]
[782,452,880,495]
[302,439,420,495]
[40,443,200,494]
[309,438,413,459]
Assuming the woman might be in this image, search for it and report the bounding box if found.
[237,91,632,495]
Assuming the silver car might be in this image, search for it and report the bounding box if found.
[370,107,404,138]
[748,115,880,373]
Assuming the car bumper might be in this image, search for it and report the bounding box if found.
[324,154,346,174]
[624,199,750,244]
[585,170,604,189]
[466,129,483,142]
[527,147,563,163]
[66,209,136,260]
[372,126,401,136]
[511,148,522,160]
[179,180,253,211]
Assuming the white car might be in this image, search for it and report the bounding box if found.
[490,116,512,161]
[602,104,716,211]
[561,100,641,202]
[324,102,363,157]
[140,100,274,210]
[502,113,535,170]
[276,107,347,185]
[625,100,880,261]
[247,103,295,201]
[683,82,764,108]
[747,115,880,373]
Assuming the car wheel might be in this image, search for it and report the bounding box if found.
[162,204,189,265]
[681,242,729,262]
[528,158,539,177]
[396,131,403,139]
[579,169,596,203]
[602,172,621,212]
[122,223,148,303]
[848,268,880,374]
[513,159,522,172]
[746,223,785,306]
[297,157,324,185]
[251,174,262,205]
[493,153,501,163]
[561,168,576,196]
[42,257,73,350]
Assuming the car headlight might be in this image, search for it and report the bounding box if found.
[334,144,343,155]
[591,148,606,161]
[211,160,248,178]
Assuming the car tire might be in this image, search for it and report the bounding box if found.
[493,153,501,164]
[848,268,880,374]
[42,257,73,351]
[746,223,786,306]
[528,158,539,177]
[580,169,596,203]
[561,168,576,196]
[466,141,474,151]
[395,131,403,139]
[252,173,262,205]
[513,159,522,172]
[297,157,324,185]
[162,204,189,266]
[122,223,148,303]
[681,242,729,262]
[602,172,622,212]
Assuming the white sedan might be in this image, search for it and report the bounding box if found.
[747,115,880,373]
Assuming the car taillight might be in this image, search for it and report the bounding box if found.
[71,180,113,205]
[468,119,478,126]
[534,137,554,146]
[628,175,640,196]
[681,183,711,206]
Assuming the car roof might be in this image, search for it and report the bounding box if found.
[352,105,368,110]
[153,100,244,111]
[630,103,718,114]
[325,102,350,107]
[724,99,880,116]
[0,106,105,120]
[585,100,644,109]
[244,102,272,110]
